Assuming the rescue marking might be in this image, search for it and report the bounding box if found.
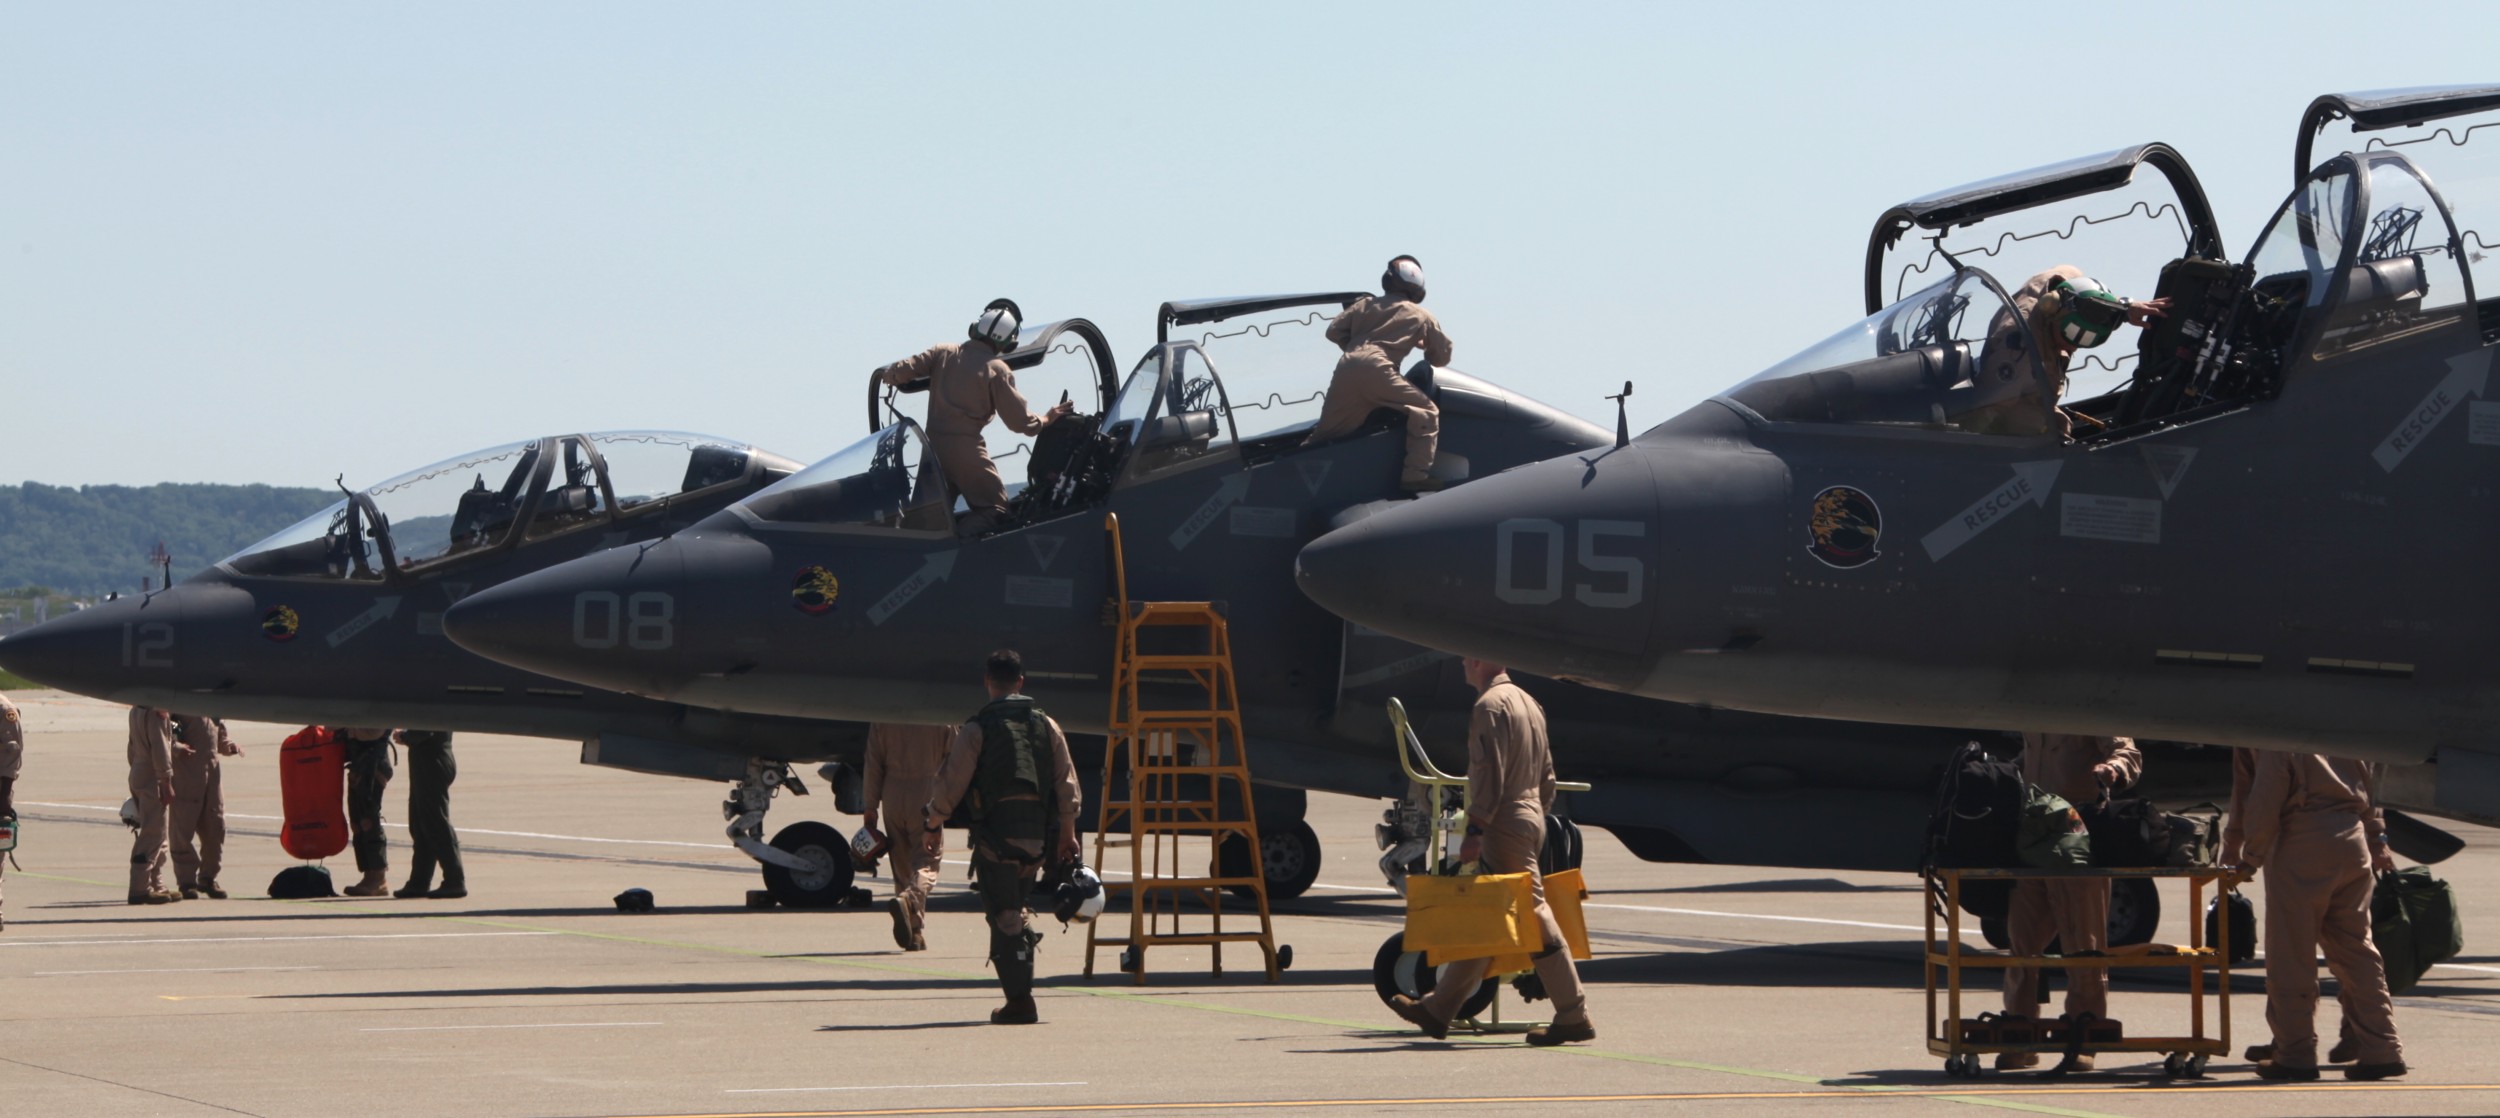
[1170,473,1251,551]
[1294,459,1331,495]
[726,1083,1085,1095]
[360,1021,662,1032]
[324,595,401,648]
[2375,350,2491,472]
[2137,444,2197,499]
[867,550,959,625]
[1920,461,2062,562]
[1024,535,1064,572]
[1805,486,1883,569]
[2057,493,2160,544]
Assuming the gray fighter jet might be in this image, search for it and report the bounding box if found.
[1295,86,2500,828]
[0,430,902,904]
[437,292,2227,933]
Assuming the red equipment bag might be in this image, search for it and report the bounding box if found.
[278,726,349,860]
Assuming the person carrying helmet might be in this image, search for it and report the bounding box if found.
[1303,256,1454,492]
[878,299,1073,536]
[1388,658,1595,1045]
[862,722,953,951]
[167,713,240,900]
[2238,750,2407,1082]
[1994,732,2140,1071]
[125,706,178,905]
[1965,265,2170,438]
[923,650,1081,1025]
[0,693,23,930]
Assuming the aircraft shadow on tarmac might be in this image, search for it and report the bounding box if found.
[1604,877,1923,896]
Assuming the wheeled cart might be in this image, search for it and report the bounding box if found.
[1926,866,2236,1078]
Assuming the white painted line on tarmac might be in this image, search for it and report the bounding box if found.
[2434,962,2500,974]
[33,965,320,977]
[727,1082,1086,1095]
[361,1021,663,1033]
[25,802,723,849]
[1581,902,1930,933]
[0,931,556,948]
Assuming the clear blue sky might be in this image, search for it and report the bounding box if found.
[4,2,2493,488]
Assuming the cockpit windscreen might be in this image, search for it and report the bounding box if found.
[741,421,946,531]
[1713,271,2032,433]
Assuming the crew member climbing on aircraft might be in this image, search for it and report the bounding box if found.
[1965,265,2169,438]
[1996,732,2139,1071]
[1303,256,1453,492]
[2238,750,2408,1082]
[924,651,1081,1024]
[862,722,952,951]
[1388,658,1595,1045]
[877,299,1073,536]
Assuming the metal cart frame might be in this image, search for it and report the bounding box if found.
[1926,865,2236,1078]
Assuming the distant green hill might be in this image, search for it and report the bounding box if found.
[0,482,337,595]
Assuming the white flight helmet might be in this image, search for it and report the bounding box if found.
[968,297,1024,351]
[1052,863,1106,925]
[119,797,140,831]
[1382,255,1427,302]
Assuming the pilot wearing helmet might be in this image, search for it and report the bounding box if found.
[1304,256,1454,492]
[878,299,1074,536]
[1965,265,2169,438]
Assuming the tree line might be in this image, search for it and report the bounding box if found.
[0,481,337,594]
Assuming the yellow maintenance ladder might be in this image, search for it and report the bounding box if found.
[1084,513,1283,983]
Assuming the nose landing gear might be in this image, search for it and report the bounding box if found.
[725,758,855,906]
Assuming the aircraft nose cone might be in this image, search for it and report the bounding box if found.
[443,541,689,695]
[0,591,181,701]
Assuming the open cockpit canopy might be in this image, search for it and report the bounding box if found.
[223,432,791,580]
[2299,85,2500,342]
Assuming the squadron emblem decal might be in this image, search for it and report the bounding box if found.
[261,605,301,642]
[792,566,841,615]
[1807,486,1883,569]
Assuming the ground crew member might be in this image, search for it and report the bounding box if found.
[1965,265,2170,438]
[1,692,22,930]
[2239,750,2407,1081]
[394,730,465,899]
[126,706,177,905]
[924,650,1081,1025]
[1303,256,1452,491]
[168,713,239,899]
[862,722,953,951]
[877,299,1073,536]
[1389,658,1595,1046]
[1995,732,2141,1071]
[339,727,395,897]
[2225,747,2370,1067]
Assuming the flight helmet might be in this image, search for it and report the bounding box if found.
[969,298,1024,351]
[1382,255,1426,302]
[850,825,890,873]
[2050,275,2128,349]
[1052,863,1105,925]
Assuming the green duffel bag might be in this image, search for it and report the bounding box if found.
[2016,786,2093,869]
[2372,866,2462,995]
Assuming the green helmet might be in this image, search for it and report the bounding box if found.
[2050,275,2128,349]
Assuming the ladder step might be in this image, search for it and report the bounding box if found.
[1105,876,1268,890]
[1088,933,1275,948]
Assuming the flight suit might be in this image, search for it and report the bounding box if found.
[2001,732,2141,1022]
[1965,265,2087,438]
[126,706,175,901]
[2241,751,2403,1071]
[2223,747,2372,1062]
[1303,295,1453,482]
[925,697,1081,1019]
[400,731,463,896]
[0,693,22,927]
[864,722,952,949]
[1415,678,1591,1035]
[167,715,229,894]
[342,729,394,876]
[879,340,1048,533]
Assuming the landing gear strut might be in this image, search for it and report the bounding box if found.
[725,759,854,907]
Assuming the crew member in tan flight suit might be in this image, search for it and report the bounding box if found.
[1304,256,1453,491]
[1964,265,2170,438]
[126,706,178,905]
[2225,747,2375,1068]
[1996,732,2141,1071]
[862,722,953,951]
[168,713,240,899]
[924,651,1081,1025]
[2239,750,2408,1082]
[0,693,23,930]
[877,299,1072,536]
[1389,658,1595,1046]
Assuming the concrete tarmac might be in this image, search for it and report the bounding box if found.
[3,691,2496,1117]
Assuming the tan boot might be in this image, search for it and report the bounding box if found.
[342,871,389,897]
[1388,994,1450,1040]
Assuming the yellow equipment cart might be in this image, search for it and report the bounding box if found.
[1926,865,2238,1078]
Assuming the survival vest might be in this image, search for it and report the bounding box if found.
[967,696,1054,859]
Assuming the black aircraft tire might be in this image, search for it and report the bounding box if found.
[760,821,855,908]
[2108,875,2161,947]
[1371,932,1495,1020]
[1222,820,1323,902]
